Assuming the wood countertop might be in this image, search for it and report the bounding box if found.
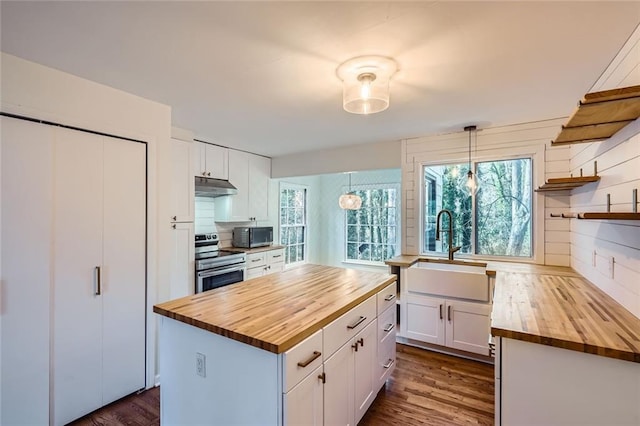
[491,270,640,363]
[222,245,286,254]
[153,264,396,354]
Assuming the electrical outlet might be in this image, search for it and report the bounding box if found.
[196,352,206,378]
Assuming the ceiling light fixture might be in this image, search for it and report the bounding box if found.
[464,125,480,196]
[336,55,398,115]
[339,172,362,210]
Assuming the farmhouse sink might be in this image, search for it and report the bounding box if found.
[407,260,490,302]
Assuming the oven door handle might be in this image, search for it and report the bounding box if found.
[198,265,245,279]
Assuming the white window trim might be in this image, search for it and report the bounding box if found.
[279,182,309,268]
[343,182,401,266]
[415,147,544,264]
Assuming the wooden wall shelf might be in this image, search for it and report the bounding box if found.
[550,212,640,220]
[535,176,600,192]
[552,85,640,146]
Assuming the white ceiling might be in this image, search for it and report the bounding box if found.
[1,1,639,157]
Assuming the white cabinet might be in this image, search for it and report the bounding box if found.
[284,365,324,426]
[170,138,194,222]
[170,222,195,299]
[214,150,271,222]
[245,248,285,280]
[193,141,228,179]
[405,295,491,356]
[323,338,354,426]
[353,320,378,424]
[51,127,146,425]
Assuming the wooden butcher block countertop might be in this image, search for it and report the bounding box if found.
[153,264,396,354]
[491,269,640,363]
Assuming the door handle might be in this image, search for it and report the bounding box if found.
[318,372,326,384]
[351,342,359,352]
[439,304,443,320]
[448,305,452,322]
[95,266,102,296]
[357,338,364,347]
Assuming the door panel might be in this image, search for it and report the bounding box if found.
[228,150,249,220]
[405,294,445,345]
[170,138,194,222]
[53,127,103,425]
[248,155,270,221]
[324,341,354,426]
[102,138,146,404]
[445,301,492,356]
[354,320,377,424]
[284,365,323,426]
[170,222,195,299]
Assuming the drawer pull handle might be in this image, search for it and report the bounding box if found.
[383,323,394,332]
[95,266,102,296]
[347,316,367,330]
[383,359,394,369]
[297,351,321,368]
[252,259,261,262]
[272,255,282,258]
[384,294,396,302]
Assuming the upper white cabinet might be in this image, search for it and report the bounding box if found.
[193,141,228,180]
[170,137,195,222]
[214,150,271,222]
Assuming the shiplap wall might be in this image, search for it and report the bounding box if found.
[401,118,571,266]
[568,25,640,318]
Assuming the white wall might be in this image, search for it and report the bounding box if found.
[272,140,401,178]
[0,52,172,421]
[401,118,570,266]
[568,25,640,318]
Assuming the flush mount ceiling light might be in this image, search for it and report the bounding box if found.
[336,55,398,115]
[464,125,480,196]
[339,172,362,210]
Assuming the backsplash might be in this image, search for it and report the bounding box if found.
[194,196,251,247]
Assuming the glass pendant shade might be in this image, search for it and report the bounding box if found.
[465,170,479,196]
[339,193,362,210]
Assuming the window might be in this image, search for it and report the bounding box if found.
[345,186,399,264]
[422,158,532,258]
[279,184,307,265]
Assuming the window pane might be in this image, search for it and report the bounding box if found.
[347,225,357,242]
[296,226,304,244]
[347,243,358,259]
[476,158,532,257]
[294,208,304,225]
[280,187,308,265]
[357,244,371,261]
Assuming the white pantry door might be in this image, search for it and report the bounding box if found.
[101,138,146,405]
[53,128,104,426]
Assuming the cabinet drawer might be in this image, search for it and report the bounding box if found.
[377,304,396,345]
[376,332,396,387]
[247,252,266,268]
[283,329,323,393]
[269,261,284,274]
[377,282,397,315]
[267,249,285,264]
[323,296,376,359]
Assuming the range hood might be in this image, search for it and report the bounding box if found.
[194,177,238,197]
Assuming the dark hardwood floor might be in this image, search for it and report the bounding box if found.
[70,344,494,426]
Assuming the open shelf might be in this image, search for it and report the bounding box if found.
[578,212,640,220]
[552,85,640,146]
[535,176,600,192]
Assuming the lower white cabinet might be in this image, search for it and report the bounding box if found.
[284,365,324,426]
[405,294,491,356]
[246,249,285,280]
[353,320,378,424]
[169,222,195,299]
[323,338,354,426]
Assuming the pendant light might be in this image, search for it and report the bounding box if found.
[464,125,480,196]
[339,172,362,210]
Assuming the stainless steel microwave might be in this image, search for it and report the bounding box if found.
[232,226,273,248]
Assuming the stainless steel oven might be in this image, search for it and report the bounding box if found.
[195,233,246,293]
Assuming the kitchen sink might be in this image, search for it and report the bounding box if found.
[407,260,489,302]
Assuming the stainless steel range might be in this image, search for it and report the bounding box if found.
[195,233,246,293]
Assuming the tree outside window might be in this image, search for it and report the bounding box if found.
[423,158,532,257]
[345,186,399,264]
[280,185,307,265]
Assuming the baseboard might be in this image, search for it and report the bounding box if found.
[396,336,495,365]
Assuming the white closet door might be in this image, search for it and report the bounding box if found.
[1,117,53,425]
[102,138,146,405]
[53,128,104,426]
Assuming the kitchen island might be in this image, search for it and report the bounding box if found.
[154,264,398,425]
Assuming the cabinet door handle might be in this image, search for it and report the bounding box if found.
[383,359,394,369]
[439,304,443,320]
[297,351,321,368]
[384,294,396,302]
[318,372,326,384]
[357,338,364,347]
[351,342,359,352]
[95,266,102,296]
[383,323,394,333]
[202,172,207,176]
[172,215,177,221]
[448,305,452,322]
[172,223,176,229]
[347,316,366,330]
[207,172,211,176]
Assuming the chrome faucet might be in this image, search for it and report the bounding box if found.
[435,209,461,261]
